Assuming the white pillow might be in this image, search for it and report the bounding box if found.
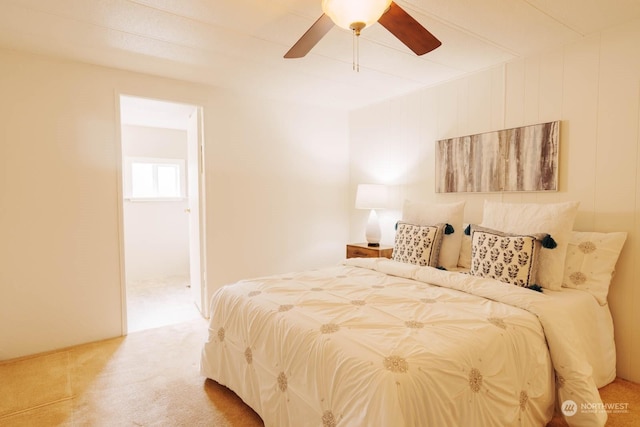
[402,200,465,269]
[480,200,579,290]
[563,231,627,305]
[458,223,472,269]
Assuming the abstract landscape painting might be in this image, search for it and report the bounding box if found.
[435,121,559,193]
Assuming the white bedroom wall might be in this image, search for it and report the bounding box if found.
[349,18,640,382]
[203,92,350,295]
[0,48,349,361]
[121,125,190,283]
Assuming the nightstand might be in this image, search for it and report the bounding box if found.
[346,243,394,259]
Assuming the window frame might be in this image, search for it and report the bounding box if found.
[123,156,187,202]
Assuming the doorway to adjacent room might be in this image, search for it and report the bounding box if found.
[118,95,206,333]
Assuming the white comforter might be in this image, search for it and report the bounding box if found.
[201,258,606,427]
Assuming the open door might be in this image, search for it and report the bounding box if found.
[186,107,207,316]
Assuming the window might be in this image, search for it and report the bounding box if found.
[124,157,186,200]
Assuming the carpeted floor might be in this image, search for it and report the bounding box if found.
[548,377,640,427]
[0,317,638,426]
[126,275,202,333]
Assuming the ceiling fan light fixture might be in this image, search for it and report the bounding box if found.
[321,0,392,31]
[284,0,441,59]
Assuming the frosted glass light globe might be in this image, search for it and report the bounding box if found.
[322,0,392,30]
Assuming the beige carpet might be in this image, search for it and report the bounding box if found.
[1,317,638,426]
[126,275,202,333]
[548,377,640,427]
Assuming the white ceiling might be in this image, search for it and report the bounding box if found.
[1,0,640,111]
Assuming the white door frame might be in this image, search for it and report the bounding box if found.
[187,106,208,317]
[115,93,207,335]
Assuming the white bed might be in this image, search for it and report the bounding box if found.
[200,258,611,427]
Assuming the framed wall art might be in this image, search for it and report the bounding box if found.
[435,121,559,193]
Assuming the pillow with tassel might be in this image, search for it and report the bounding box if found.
[392,222,447,268]
[468,225,554,290]
[402,200,465,270]
[479,201,579,290]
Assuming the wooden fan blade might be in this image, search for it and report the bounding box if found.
[378,1,441,56]
[284,14,335,58]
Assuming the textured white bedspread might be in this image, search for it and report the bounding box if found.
[201,259,606,427]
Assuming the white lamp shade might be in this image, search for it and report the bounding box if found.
[355,184,388,210]
[321,0,392,30]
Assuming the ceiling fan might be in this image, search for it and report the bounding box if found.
[284,0,441,59]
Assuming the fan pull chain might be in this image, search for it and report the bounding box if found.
[352,28,360,72]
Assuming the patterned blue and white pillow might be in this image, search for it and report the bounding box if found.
[392,222,445,267]
[469,226,545,287]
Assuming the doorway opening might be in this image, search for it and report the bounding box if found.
[119,95,206,333]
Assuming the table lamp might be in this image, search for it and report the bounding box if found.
[355,184,388,247]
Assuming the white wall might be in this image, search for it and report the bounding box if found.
[349,19,640,382]
[121,125,190,284]
[204,93,350,294]
[0,49,349,360]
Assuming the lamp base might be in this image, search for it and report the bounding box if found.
[364,209,382,248]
